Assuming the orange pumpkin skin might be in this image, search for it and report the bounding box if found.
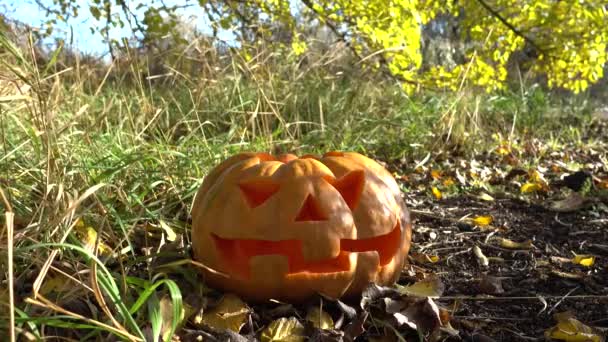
[191,151,412,302]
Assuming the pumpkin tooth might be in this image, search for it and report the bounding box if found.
[340,220,401,266]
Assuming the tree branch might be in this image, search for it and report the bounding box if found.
[298,0,425,87]
[475,0,546,56]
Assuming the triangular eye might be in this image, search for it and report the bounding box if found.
[239,179,280,208]
[295,194,327,221]
[330,170,365,210]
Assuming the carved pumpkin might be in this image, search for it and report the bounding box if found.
[191,151,412,302]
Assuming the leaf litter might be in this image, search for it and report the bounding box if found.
[14,126,608,341]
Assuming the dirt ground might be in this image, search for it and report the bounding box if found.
[406,190,608,341]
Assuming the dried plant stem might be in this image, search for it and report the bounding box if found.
[1,187,15,342]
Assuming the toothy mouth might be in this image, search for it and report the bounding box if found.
[211,221,402,278]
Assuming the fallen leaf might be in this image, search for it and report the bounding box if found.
[550,269,585,280]
[306,307,334,330]
[529,169,547,184]
[477,193,495,202]
[159,220,177,242]
[505,168,528,181]
[392,297,443,334]
[521,182,542,194]
[39,273,75,296]
[73,221,113,257]
[410,252,440,264]
[572,254,595,267]
[443,177,455,187]
[498,238,533,250]
[550,193,586,212]
[360,284,400,310]
[478,276,504,295]
[471,215,493,226]
[343,312,368,340]
[261,317,306,342]
[473,245,489,267]
[495,145,511,156]
[197,294,249,333]
[431,187,442,200]
[544,311,603,342]
[160,295,185,341]
[399,277,444,298]
[431,170,442,180]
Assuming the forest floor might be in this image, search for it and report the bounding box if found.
[167,120,608,342]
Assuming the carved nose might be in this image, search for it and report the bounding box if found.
[295,194,327,221]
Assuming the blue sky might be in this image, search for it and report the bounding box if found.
[0,0,238,56]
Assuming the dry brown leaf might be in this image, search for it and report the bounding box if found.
[392,297,444,334]
[197,294,249,333]
[544,311,604,342]
[260,317,306,342]
[399,277,444,298]
[410,252,440,264]
[306,307,334,330]
[550,269,585,280]
[478,276,504,295]
[549,193,586,213]
[160,295,185,341]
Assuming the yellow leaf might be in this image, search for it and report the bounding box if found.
[521,182,542,194]
[431,187,442,200]
[430,170,442,180]
[39,274,73,295]
[261,317,306,342]
[399,277,444,298]
[498,238,533,250]
[572,254,595,267]
[443,177,455,187]
[471,215,493,226]
[495,145,510,155]
[73,223,113,257]
[305,307,334,330]
[197,294,249,333]
[544,311,602,342]
[529,169,545,183]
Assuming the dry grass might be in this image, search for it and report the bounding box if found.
[0,28,603,340]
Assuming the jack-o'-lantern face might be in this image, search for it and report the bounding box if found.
[191,151,412,302]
